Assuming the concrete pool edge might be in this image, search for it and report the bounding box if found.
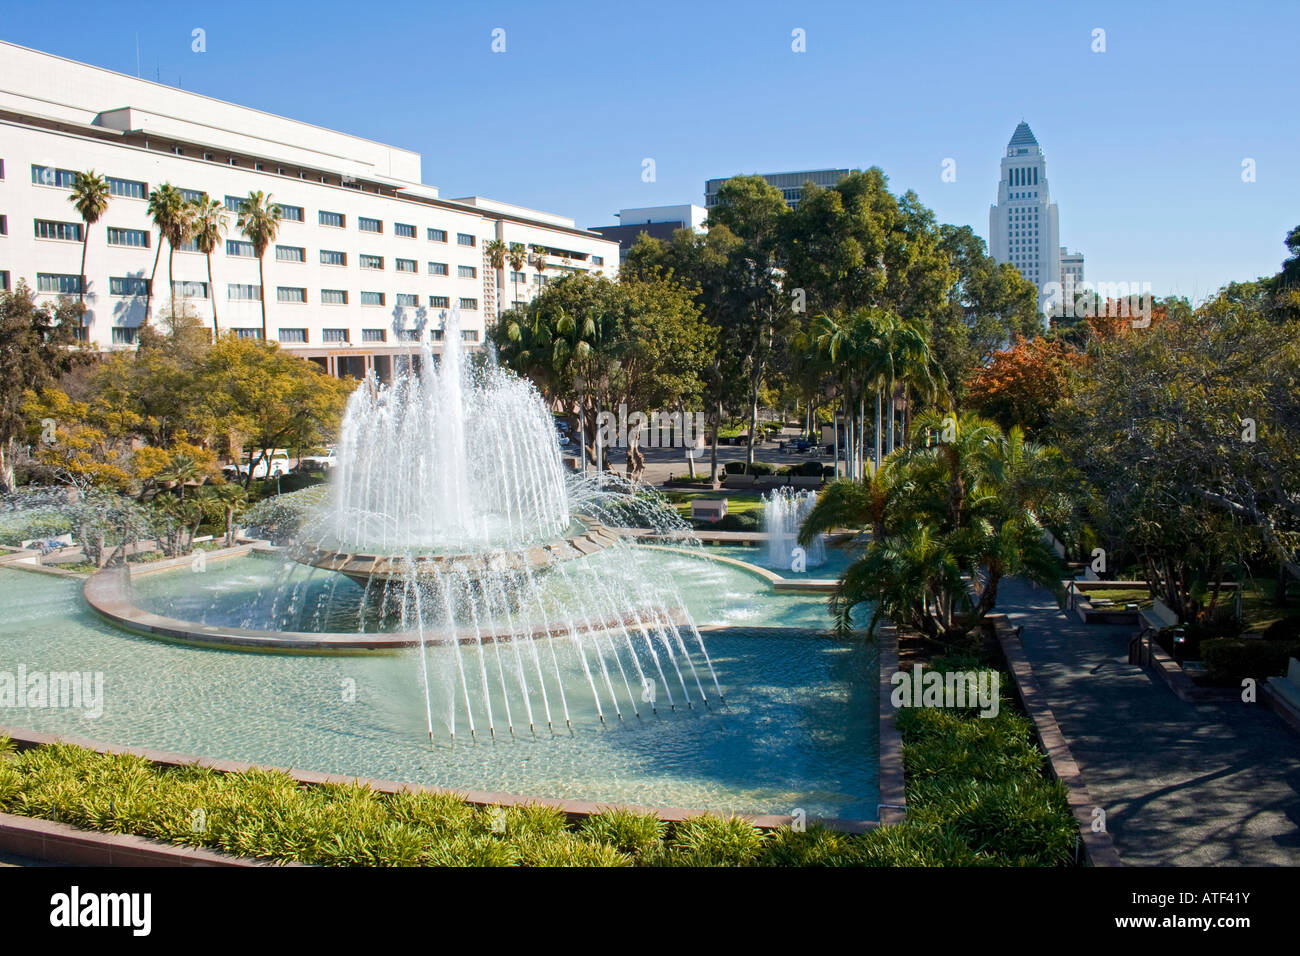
[0,722,879,835]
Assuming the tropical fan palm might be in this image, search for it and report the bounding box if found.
[146,183,185,320]
[191,197,229,336]
[69,171,110,307]
[236,191,282,340]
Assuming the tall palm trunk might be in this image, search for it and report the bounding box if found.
[257,255,267,339]
[875,386,883,469]
[168,243,177,318]
[147,241,163,319]
[78,229,90,306]
[206,252,219,336]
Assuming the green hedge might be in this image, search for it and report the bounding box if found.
[1201,639,1300,682]
[0,662,1078,866]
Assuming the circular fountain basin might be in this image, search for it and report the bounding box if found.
[293,515,620,584]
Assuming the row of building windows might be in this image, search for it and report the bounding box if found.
[28,165,488,245]
[105,325,482,346]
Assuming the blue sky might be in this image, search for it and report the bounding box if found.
[5,0,1297,301]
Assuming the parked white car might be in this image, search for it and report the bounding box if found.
[235,451,291,478]
[298,450,337,472]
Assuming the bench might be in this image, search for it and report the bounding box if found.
[690,499,728,523]
[1139,598,1180,632]
[1267,658,1300,712]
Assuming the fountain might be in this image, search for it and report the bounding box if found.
[762,487,826,572]
[284,306,720,742]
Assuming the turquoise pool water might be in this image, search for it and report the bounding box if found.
[707,543,859,580]
[0,556,879,820]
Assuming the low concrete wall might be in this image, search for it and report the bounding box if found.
[0,813,283,867]
[875,626,906,825]
[989,615,1122,867]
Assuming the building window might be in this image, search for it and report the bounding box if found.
[0,215,6,235]
[359,254,384,270]
[459,298,478,310]
[278,328,308,343]
[319,210,345,228]
[512,300,526,310]
[458,265,477,279]
[592,256,604,267]
[107,227,150,248]
[224,194,245,213]
[109,276,150,297]
[275,245,306,262]
[430,329,444,342]
[428,228,447,242]
[509,271,526,284]
[462,329,480,342]
[111,327,138,345]
[37,274,82,294]
[360,291,385,306]
[227,283,261,301]
[172,280,208,299]
[322,328,349,343]
[226,239,255,257]
[277,287,307,303]
[321,289,348,305]
[179,188,205,203]
[395,293,418,307]
[108,177,147,199]
[362,328,386,343]
[177,237,200,252]
[397,328,421,342]
[429,295,449,308]
[30,165,76,188]
[358,216,382,233]
[456,233,475,246]
[0,271,8,292]
[232,328,263,339]
[428,262,449,276]
[278,204,304,222]
[394,223,416,238]
[35,220,82,241]
[395,258,417,273]
[320,250,347,266]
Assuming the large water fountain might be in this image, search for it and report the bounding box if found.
[288,307,720,742]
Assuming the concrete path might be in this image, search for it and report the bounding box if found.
[998,578,1300,866]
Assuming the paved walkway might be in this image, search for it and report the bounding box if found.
[998,578,1300,866]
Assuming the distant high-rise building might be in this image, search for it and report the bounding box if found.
[705,169,849,210]
[589,204,707,262]
[1059,247,1085,297]
[988,122,1062,304]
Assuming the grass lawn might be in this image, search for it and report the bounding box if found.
[1079,588,1153,609]
[662,491,765,522]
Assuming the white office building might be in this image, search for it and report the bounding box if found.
[987,122,1061,306]
[1059,247,1085,298]
[0,41,618,380]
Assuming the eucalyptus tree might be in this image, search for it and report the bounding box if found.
[235,191,282,340]
[69,170,110,307]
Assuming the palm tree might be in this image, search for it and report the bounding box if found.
[507,242,528,311]
[208,482,249,546]
[485,238,507,320]
[155,453,207,503]
[236,191,282,340]
[146,184,185,321]
[190,196,229,338]
[531,244,549,295]
[69,170,110,308]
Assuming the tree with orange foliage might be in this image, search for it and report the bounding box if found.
[966,336,1075,434]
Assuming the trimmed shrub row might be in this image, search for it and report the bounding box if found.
[1201,639,1300,682]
